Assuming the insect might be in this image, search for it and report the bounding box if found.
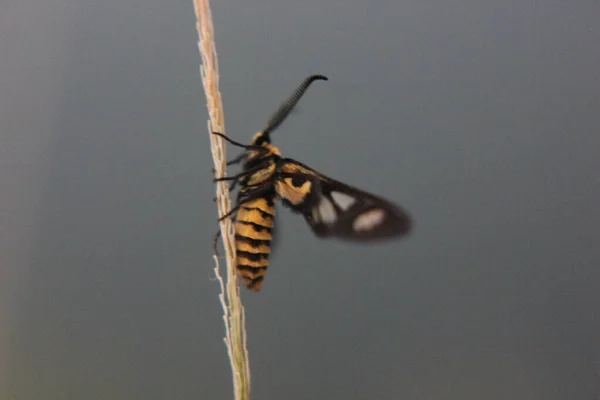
[213,75,411,291]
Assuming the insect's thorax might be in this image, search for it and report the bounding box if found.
[241,141,281,187]
[244,162,276,186]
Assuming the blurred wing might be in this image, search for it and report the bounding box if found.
[274,159,411,241]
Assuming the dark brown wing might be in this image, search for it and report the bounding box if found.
[274,159,411,241]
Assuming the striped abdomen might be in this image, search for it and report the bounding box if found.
[234,195,275,291]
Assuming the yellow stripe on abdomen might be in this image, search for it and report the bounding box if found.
[234,196,275,291]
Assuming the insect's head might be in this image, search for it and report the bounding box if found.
[251,131,271,146]
[249,131,281,159]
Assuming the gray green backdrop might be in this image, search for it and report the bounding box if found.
[1,1,599,399]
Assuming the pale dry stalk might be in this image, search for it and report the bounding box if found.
[193,1,251,399]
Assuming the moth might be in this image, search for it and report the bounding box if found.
[214,75,411,291]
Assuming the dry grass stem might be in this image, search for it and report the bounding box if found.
[193,1,251,399]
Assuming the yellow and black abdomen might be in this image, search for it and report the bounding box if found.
[234,195,275,291]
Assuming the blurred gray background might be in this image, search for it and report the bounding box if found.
[1,0,599,399]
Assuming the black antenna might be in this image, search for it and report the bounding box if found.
[262,74,328,135]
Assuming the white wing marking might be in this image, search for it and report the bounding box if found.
[353,208,385,232]
[330,191,356,211]
[317,197,337,224]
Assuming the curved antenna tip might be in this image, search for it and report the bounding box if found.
[308,74,328,82]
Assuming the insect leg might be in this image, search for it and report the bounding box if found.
[217,184,273,222]
[213,163,267,183]
[213,190,270,251]
[226,153,247,166]
[211,132,266,153]
[218,203,242,222]
[214,176,238,182]
[209,154,246,177]
[211,131,249,149]
[216,193,260,222]
[213,182,237,202]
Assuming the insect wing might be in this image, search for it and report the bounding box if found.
[275,160,411,241]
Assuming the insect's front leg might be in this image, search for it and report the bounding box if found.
[211,132,271,159]
[211,131,250,149]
